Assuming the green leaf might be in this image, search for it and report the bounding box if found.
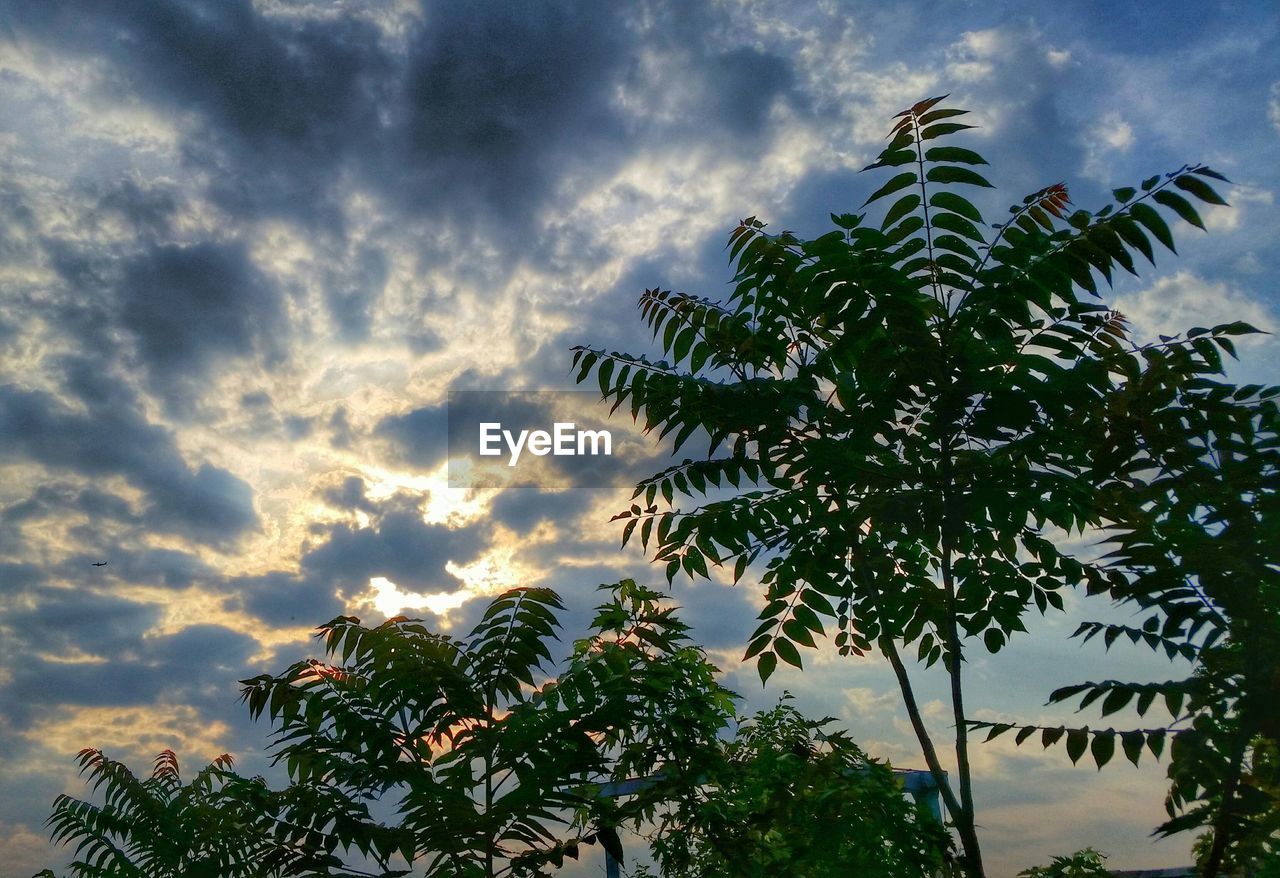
[1091,732,1115,769]
[1100,687,1134,717]
[1121,731,1144,766]
[881,194,922,230]
[775,637,803,669]
[1112,216,1155,265]
[924,146,988,165]
[689,341,710,373]
[782,619,817,648]
[918,108,970,125]
[1174,174,1228,205]
[929,191,984,223]
[1153,190,1205,230]
[925,166,994,188]
[930,210,986,242]
[673,327,696,364]
[1129,202,1177,252]
[1065,729,1089,764]
[757,651,778,684]
[920,122,976,140]
[862,149,916,171]
[862,172,917,207]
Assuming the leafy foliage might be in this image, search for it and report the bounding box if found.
[1015,848,1111,878]
[572,94,1242,877]
[975,359,1280,874]
[238,581,736,877]
[638,700,953,878]
[1192,737,1280,876]
[34,749,322,878]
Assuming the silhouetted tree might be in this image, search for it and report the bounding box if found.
[34,748,331,878]
[240,581,737,877]
[572,95,1248,877]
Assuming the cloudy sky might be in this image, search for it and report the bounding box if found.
[1,1,1278,875]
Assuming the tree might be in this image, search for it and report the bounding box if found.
[638,699,952,878]
[1016,848,1111,878]
[239,580,737,877]
[977,355,1279,877]
[33,748,327,878]
[571,95,1241,877]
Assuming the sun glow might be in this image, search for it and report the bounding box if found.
[367,575,473,621]
[359,461,496,526]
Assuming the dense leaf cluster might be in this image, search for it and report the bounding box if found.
[637,700,952,878]
[34,749,324,878]
[975,339,1280,871]
[235,581,736,877]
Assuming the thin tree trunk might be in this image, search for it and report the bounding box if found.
[940,544,984,878]
[867,560,981,877]
[880,634,963,820]
[1202,723,1251,878]
[939,414,985,878]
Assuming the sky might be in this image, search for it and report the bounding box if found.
[0,1,1278,875]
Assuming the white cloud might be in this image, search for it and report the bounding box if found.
[842,685,899,716]
[1098,113,1134,151]
[1046,47,1072,68]
[1111,270,1276,345]
[1081,111,1135,180]
[1270,81,1280,133]
[1201,182,1273,232]
[0,822,54,878]
[945,28,1005,82]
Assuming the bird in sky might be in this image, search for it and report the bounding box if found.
[91,561,108,567]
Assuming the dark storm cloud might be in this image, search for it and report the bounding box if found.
[146,623,259,671]
[0,482,139,556]
[299,502,485,593]
[4,0,390,231]
[702,47,795,135]
[118,241,283,400]
[111,547,217,590]
[234,491,489,626]
[91,177,181,237]
[3,0,627,235]
[327,405,356,450]
[393,1,629,224]
[233,570,345,628]
[485,490,581,534]
[0,561,45,594]
[321,475,376,514]
[6,0,797,244]
[2,483,136,526]
[0,385,258,545]
[2,588,159,658]
[0,620,262,730]
[325,246,388,342]
[57,354,138,411]
[376,402,447,469]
